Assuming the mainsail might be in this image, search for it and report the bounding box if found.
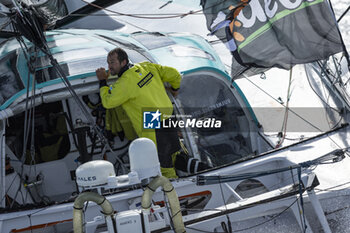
[201,0,344,78]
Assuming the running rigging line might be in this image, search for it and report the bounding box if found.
[240,74,324,132]
[275,67,293,148]
[19,3,127,173]
[1,2,132,208]
[337,5,350,23]
[197,148,346,185]
[80,0,226,19]
[236,68,349,154]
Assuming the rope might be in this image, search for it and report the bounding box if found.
[241,74,324,132]
[46,53,128,173]
[297,167,307,232]
[78,0,238,20]
[306,63,341,113]
[163,192,175,231]
[7,34,33,208]
[197,148,345,185]
[328,0,350,69]
[241,67,350,157]
[80,0,203,19]
[218,176,232,233]
[276,67,293,148]
[337,5,350,23]
[185,197,299,233]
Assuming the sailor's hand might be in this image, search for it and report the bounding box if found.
[166,87,179,98]
[96,68,109,80]
[170,89,179,98]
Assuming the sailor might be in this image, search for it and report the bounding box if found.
[96,48,209,178]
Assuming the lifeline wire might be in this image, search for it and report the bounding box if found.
[80,0,227,19]
[275,67,293,148]
[185,197,299,233]
[197,148,345,185]
[240,68,350,157]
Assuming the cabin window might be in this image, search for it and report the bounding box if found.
[35,46,152,82]
[124,47,154,63]
[66,58,108,77]
[35,47,109,69]
[6,101,70,164]
[0,51,24,106]
[35,34,155,82]
[235,179,268,198]
[47,37,90,48]
[169,45,215,61]
[97,34,155,63]
[132,32,176,50]
[35,57,107,82]
[177,73,253,167]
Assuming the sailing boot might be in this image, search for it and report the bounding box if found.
[174,151,211,174]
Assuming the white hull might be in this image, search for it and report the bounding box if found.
[2,126,350,232]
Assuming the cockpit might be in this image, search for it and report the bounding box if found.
[176,70,256,168]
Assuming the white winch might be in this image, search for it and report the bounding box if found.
[76,160,115,188]
[75,137,161,191]
[129,137,161,181]
[73,138,184,233]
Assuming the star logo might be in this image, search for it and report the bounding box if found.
[143,110,161,129]
[150,110,161,123]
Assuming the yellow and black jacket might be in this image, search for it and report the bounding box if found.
[100,61,181,145]
[105,107,137,141]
